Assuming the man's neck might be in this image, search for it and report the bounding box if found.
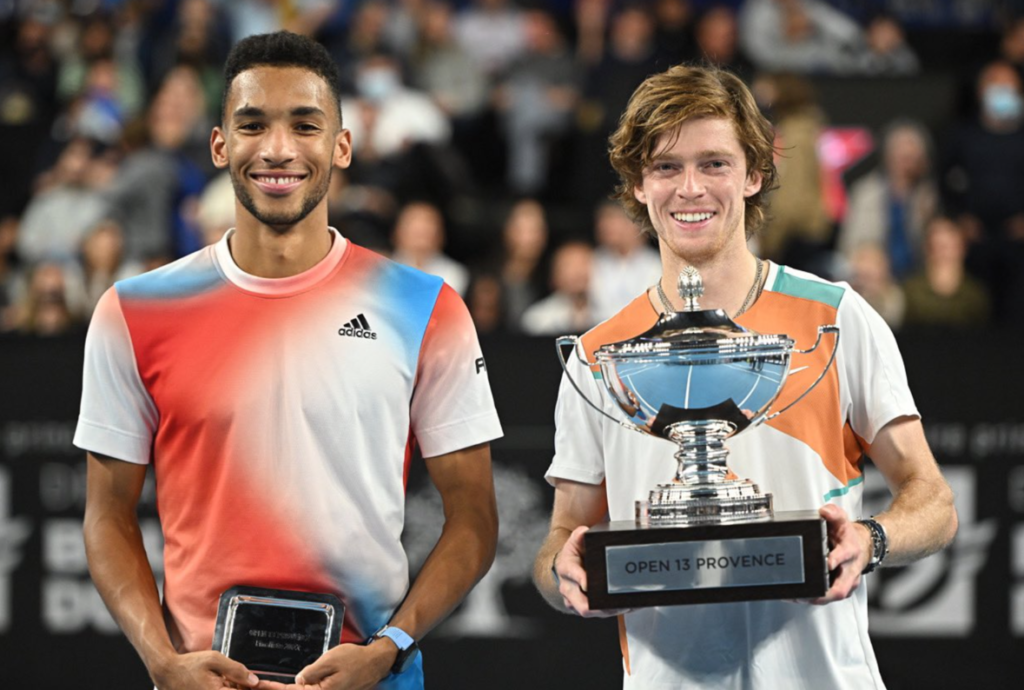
[229,218,334,279]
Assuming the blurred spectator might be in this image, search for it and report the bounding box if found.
[839,119,938,279]
[576,2,659,206]
[903,215,991,328]
[739,0,866,75]
[575,0,614,67]
[17,137,110,264]
[753,73,832,270]
[466,272,505,334]
[692,5,753,78]
[942,59,1024,323]
[7,261,79,336]
[652,0,694,67]
[104,64,213,262]
[454,0,527,80]
[999,16,1024,81]
[57,11,145,125]
[329,0,399,93]
[147,0,230,119]
[493,198,549,332]
[0,215,22,328]
[846,243,905,329]
[0,13,60,218]
[348,52,451,160]
[391,201,469,295]
[223,0,335,44]
[327,165,396,253]
[494,8,579,195]
[589,201,660,322]
[194,171,235,247]
[521,240,595,335]
[64,219,143,317]
[411,0,489,122]
[855,13,920,76]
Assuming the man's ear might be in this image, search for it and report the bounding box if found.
[633,182,647,206]
[210,127,228,169]
[333,129,353,170]
[744,169,763,198]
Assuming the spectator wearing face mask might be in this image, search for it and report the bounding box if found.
[347,52,451,160]
[941,59,1024,323]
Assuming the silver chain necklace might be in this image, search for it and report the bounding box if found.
[654,258,763,318]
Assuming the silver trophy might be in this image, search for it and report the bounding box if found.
[557,266,839,607]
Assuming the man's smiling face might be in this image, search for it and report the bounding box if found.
[212,65,351,232]
[633,117,762,265]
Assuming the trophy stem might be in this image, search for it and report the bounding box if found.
[638,420,773,526]
[667,420,734,484]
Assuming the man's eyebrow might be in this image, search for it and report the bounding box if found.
[649,149,739,162]
[233,106,265,118]
[232,106,329,118]
[290,106,328,118]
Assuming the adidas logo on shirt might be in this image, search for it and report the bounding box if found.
[338,313,378,340]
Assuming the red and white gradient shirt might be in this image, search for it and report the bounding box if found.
[74,229,502,676]
[547,262,917,690]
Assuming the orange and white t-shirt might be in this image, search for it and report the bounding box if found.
[74,229,502,687]
[547,262,916,690]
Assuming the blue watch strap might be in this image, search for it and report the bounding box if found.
[378,625,415,651]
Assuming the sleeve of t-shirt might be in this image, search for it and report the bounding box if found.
[544,344,607,487]
[837,287,919,445]
[72,287,159,464]
[410,283,503,458]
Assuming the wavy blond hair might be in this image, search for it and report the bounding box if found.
[608,65,778,239]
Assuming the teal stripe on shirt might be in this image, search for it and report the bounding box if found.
[823,474,864,503]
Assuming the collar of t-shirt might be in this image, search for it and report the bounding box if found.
[215,227,348,296]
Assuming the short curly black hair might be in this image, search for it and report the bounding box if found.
[221,31,343,125]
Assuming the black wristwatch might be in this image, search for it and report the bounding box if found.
[856,517,889,574]
[368,624,420,675]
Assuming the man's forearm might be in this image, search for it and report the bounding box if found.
[84,511,178,679]
[875,473,958,567]
[388,508,497,640]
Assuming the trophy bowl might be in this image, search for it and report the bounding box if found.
[555,266,840,607]
[594,309,801,525]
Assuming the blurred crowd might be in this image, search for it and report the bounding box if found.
[2,0,1024,339]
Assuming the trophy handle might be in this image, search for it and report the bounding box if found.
[555,336,648,434]
[762,325,840,424]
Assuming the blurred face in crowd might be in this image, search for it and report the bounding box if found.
[503,200,548,262]
[82,221,125,274]
[150,66,206,150]
[633,117,762,266]
[884,126,929,186]
[696,7,738,64]
[610,7,654,59]
[212,66,352,233]
[596,203,645,256]
[523,10,562,54]
[393,203,445,258]
[848,244,893,298]
[978,61,1023,127]
[924,217,966,265]
[551,243,592,297]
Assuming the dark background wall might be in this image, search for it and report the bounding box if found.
[2,330,1021,689]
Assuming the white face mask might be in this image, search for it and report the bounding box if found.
[357,67,401,102]
[983,84,1023,122]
